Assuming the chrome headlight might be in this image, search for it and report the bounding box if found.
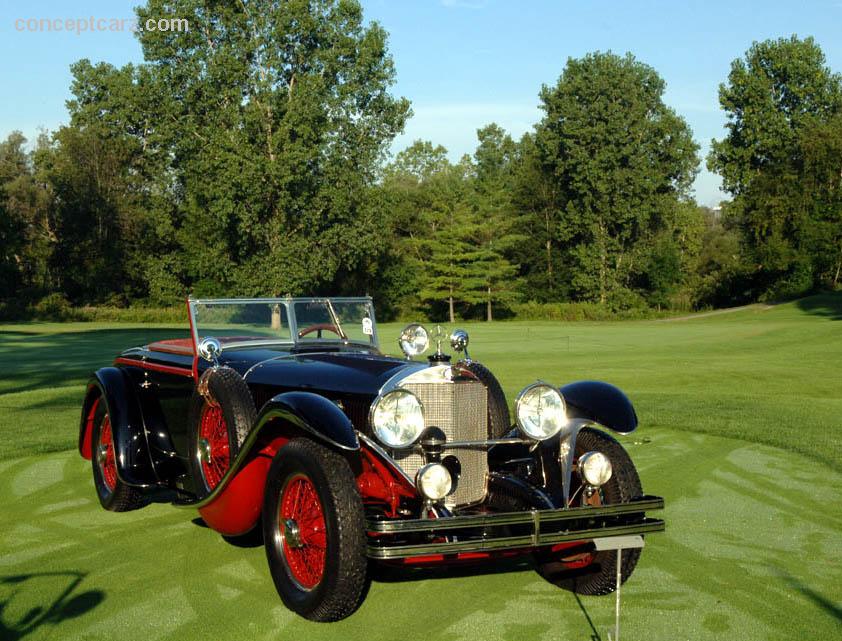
[371,389,425,448]
[515,383,567,440]
[398,323,429,358]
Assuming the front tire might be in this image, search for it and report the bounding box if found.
[90,400,147,512]
[262,438,368,622]
[534,427,643,595]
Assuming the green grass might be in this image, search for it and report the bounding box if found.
[1,295,841,640]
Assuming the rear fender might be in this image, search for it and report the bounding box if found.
[79,368,157,487]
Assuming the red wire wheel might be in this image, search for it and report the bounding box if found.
[97,414,118,492]
[278,473,327,590]
[198,403,230,490]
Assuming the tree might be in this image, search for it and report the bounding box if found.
[66,0,409,302]
[708,36,842,298]
[535,52,699,306]
[0,132,54,300]
[471,125,524,320]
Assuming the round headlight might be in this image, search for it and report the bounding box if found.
[416,463,452,501]
[579,451,613,487]
[371,389,425,448]
[515,383,567,440]
[399,323,429,358]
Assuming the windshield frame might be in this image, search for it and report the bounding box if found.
[187,296,379,353]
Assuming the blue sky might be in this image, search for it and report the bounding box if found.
[2,1,841,205]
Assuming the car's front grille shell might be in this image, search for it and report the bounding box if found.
[394,380,488,508]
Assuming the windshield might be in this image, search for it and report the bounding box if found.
[189,297,378,351]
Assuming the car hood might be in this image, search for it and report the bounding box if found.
[233,350,424,397]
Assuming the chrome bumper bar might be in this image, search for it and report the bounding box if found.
[366,495,664,560]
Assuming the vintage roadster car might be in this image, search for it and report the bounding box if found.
[78,297,663,621]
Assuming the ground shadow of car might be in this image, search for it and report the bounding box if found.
[0,571,104,640]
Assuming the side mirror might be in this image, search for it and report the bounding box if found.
[198,337,222,362]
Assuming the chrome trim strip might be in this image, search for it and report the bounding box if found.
[366,518,665,559]
[366,495,664,533]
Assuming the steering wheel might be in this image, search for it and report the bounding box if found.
[297,323,343,339]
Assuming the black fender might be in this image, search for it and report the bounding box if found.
[255,391,360,451]
[79,367,157,487]
[560,380,637,434]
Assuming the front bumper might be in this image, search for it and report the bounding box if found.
[366,495,664,560]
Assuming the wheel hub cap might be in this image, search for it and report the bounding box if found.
[283,519,303,548]
[198,438,212,464]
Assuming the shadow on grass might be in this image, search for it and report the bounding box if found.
[371,555,538,585]
[771,566,842,624]
[0,571,104,640]
[0,327,187,395]
[796,293,842,320]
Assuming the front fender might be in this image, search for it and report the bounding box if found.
[187,391,359,536]
[256,391,360,451]
[79,368,156,487]
[560,380,637,434]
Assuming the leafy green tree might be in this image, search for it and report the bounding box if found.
[799,114,842,289]
[708,36,842,298]
[510,132,564,301]
[535,52,699,306]
[0,132,54,300]
[67,0,408,302]
[471,125,524,319]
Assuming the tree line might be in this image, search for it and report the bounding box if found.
[1,1,840,321]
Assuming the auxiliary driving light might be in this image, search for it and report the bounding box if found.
[416,463,453,501]
[579,451,613,487]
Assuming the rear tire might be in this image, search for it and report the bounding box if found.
[534,427,643,595]
[187,366,257,498]
[90,400,147,512]
[262,438,368,622]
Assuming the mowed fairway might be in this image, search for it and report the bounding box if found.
[1,296,840,640]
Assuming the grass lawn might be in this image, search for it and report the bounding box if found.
[1,295,840,640]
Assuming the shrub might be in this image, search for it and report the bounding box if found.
[33,294,74,321]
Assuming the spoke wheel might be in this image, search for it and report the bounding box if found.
[279,474,327,590]
[534,427,643,595]
[198,403,230,490]
[187,366,257,500]
[89,398,147,512]
[263,438,368,622]
[97,415,118,492]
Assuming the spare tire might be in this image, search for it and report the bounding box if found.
[188,366,257,499]
[458,360,511,439]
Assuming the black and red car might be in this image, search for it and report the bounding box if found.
[78,297,664,622]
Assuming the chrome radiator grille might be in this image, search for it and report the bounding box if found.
[395,380,488,508]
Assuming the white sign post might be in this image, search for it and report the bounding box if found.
[593,535,646,641]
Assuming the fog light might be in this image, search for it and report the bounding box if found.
[416,463,452,501]
[579,451,613,487]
